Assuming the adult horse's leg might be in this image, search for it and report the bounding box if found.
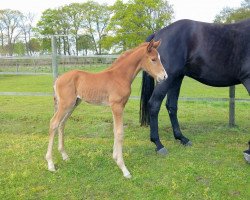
[242,78,250,95]
[58,98,81,161]
[243,141,250,164]
[165,76,192,145]
[111,103,131,178]
[148,80,172,155]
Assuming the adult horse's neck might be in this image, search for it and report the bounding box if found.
[108,45,146,85]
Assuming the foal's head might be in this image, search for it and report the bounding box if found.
[140,40,167,82]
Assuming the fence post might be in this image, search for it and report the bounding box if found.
[229,86,235,127]
[51,35,58,81]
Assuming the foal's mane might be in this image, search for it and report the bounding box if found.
[104,42,148,71]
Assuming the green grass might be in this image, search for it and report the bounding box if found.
[0,67,249,199]
[0,65,249,98]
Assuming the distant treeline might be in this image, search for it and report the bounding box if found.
[0,0,249,56]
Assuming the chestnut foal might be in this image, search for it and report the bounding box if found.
[45,40,167,178]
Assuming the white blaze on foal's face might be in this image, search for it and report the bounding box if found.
[157,53,168,82]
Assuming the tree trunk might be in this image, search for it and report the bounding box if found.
[75,35,78,56]
[63,36,67,55]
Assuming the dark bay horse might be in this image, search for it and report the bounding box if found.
[45,40,167,178]
[140,19,250,155]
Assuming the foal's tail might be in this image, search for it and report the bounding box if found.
[139,33,156,126]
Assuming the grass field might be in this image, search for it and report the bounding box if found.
[0,66,249,199]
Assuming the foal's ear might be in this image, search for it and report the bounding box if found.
[147,39,154,52]
[153,39,161,49]
[147,39,161,52]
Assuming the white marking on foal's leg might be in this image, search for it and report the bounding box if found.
[47,159,56,172]
[46,107,69,172]
[58,107,75,162]
[46,131,56,172]
[112,104,132,178]
[121,165,132,179]
[58,123,69,161]
[58,144,69,161]
[113,133,131,178]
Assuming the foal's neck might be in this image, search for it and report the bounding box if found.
[109,47,145,85]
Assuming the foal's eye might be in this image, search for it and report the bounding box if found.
[151,58,157,62]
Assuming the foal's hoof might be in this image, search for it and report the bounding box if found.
[124,173,132,179]
[48,166,56,172]
[243,152,250,163]
[62,154,69,161]
[156,147,168,156]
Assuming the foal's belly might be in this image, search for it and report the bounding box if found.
[78,89,109,106]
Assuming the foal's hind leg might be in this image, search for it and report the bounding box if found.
[45,99,76,171]
[111,103,131,178]
[58,116,70,161]
[58,98,81,161]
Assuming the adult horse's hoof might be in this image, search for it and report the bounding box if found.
[179,138,192,146]
[156,147,168,155]
[243,152,250,163]
[184,140,192,146]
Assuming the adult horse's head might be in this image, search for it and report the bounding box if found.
[140,40,167,82]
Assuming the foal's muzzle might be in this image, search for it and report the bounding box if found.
[156,71,168,83]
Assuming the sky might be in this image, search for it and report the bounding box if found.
[0,0,243,23]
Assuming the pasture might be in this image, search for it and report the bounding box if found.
[0,66,249,199]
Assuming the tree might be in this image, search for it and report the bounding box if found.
[0,20,4,50]
[241,0,250,8]
[62,3,84,55]
[103,0,174,52]
[13,41,25,55]
[0,9,23,55]
[36,2,110,55]
[81,1,111,54]
[20,12,35,55]
[28,38,41,54]
[77,34,95,55]
[36,8,71,55]
[214,0,250,23]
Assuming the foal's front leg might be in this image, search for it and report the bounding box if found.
[111,103,131,178]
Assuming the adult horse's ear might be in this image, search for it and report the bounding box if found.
[147,39,154,52]
[153,39,161,49]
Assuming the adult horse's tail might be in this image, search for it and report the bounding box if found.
[140,33,156,126]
